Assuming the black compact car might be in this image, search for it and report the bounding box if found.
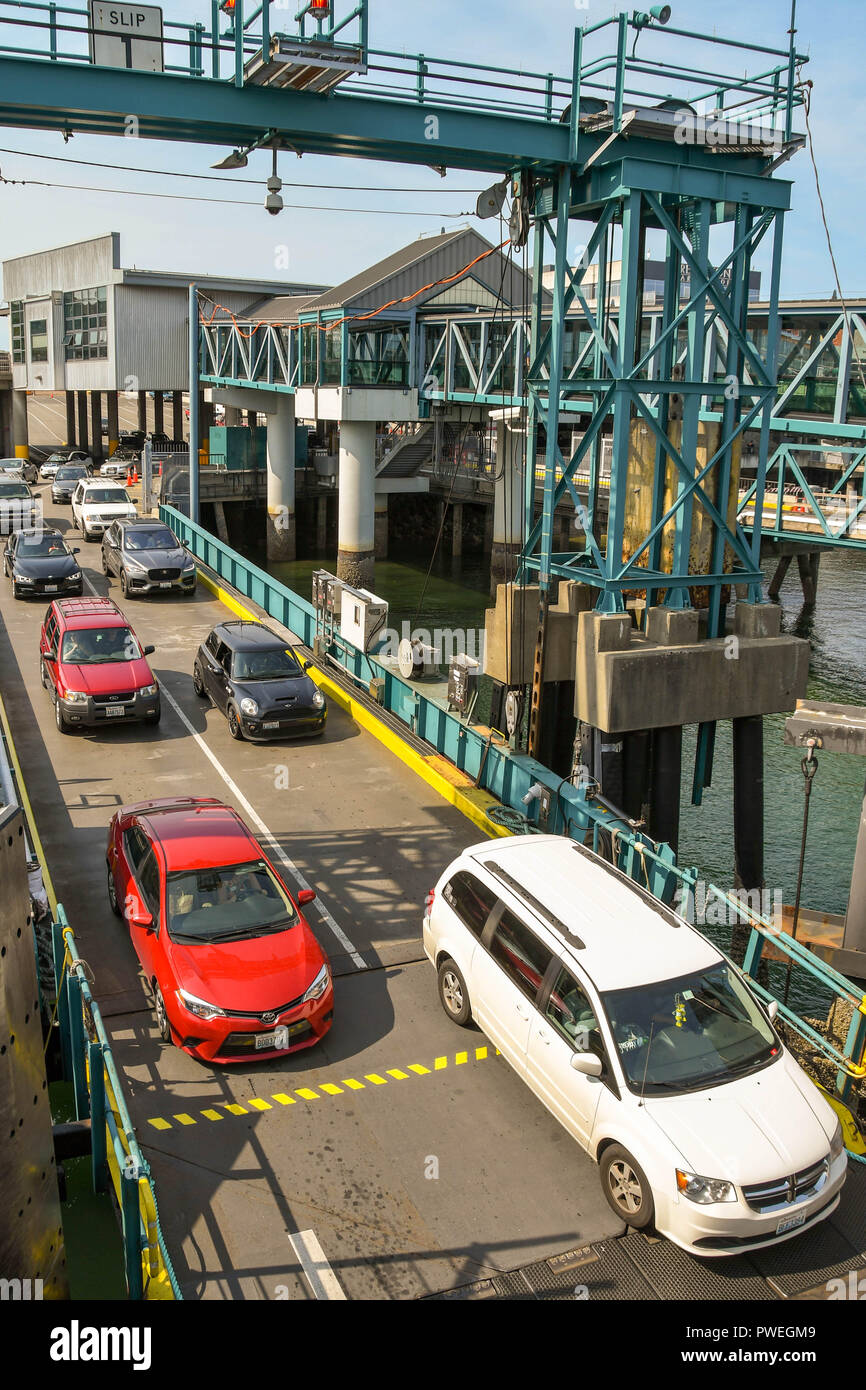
[3,528,83,599]
[193,620,327,742]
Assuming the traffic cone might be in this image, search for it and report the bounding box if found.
[126,467,133,487]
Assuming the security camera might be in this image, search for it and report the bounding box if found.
[265,191,283,216]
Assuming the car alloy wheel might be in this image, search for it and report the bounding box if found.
[437,959,472,1026]
[120,569,128,595]
[39,659,48,690]
[153,982,172,1044]
[600,1145,655,1230]
[228,706,244,741]
[192,664,206,698]
[54,696,71,735]
[102,550,110,575]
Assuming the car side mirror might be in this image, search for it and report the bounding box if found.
[570,1052,603,1077]
[72,548,80,555]
[143,645,155,656]
[297,889,316,907]
[131,909,154,931]
[767,1000,779,1022]
[303,660,313,672]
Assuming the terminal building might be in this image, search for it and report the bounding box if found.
[0,232,327,458]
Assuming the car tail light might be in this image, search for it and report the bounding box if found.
[424,888,435,918]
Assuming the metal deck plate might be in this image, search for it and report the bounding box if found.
[620,1230,778,1301]
[750,1215,864,1297]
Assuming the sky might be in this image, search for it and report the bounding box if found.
[0,0,864,345]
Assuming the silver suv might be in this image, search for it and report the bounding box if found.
[101,517,197,597]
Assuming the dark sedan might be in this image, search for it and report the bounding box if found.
[3,528,83,599]
[52,465,90,504]
[193,620,327,742]
[101,517,197,597]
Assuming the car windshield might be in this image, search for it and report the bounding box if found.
[46,454,65,463]
[602,962,779,1097]
[0,482,31,499]
[0,461,21,472]
[56,468,86,480]
[232,647,303,681]
[125,527,176,551]
[18,534,68,558]
[60,626,143,664]
[165,860,297,942]
[83,488,128,504]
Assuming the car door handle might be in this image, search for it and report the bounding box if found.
[515,1001,529,1018]
[536,1029,551,1045]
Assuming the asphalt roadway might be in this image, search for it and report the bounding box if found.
[0,489,625,1300]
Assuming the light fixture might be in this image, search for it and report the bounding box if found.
[265,146,283,216]
[211,148,249,170]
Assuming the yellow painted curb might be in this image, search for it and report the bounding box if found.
[197,569,511,841]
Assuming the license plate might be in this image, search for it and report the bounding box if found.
[255,1025,289,1051]
[44,585,57,592]
[105,705,126,718]
[263,721,280,730]
[776,1211,806,1236]
[159,581,171,588]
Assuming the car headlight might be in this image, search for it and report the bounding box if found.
[63,690,88,703]
[138,683,159,697]
[176,988,226,1021]
[240,698,259,716]
[182,555,196,571]
[68,570,81,581]
[14,573,34,584]
[302,964,331,1003]
[312,689,325,710]
[676,1170,737,1204]
[830,1118,845,1162]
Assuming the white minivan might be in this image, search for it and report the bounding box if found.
[423,834,847,1256]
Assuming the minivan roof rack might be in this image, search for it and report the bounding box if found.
[485,860,585,950]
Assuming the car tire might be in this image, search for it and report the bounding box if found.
[102,550,110,576]
[192,663,207,698]
[107,864,122,918]
[228,705,244,741]
[152,982,172,1045]
[599,1145,655,1231]
[120,569,128,596]
[146,704,161,726]
[437,958,472,1027]
[54,696,72,736]
[39,659,49,690]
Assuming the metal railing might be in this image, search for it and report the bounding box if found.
[51,905,182,1300]
[163,504,866,1111]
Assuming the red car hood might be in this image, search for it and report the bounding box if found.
[60,658,154,694]
[168,920,326,1012]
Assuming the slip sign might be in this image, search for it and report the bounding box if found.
[88,3,164,72]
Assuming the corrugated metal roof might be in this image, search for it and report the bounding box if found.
[307,229,463,312]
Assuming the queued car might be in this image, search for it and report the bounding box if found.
[0,479,40,536]
[71,479,137,542]
[105,796,333,1064]
[52,464,90,505]
[193,620,326,742]
[0,456,39,484]
[3,527,83,599]
[101,518,197,597]
[100,458,129,479]
[40,453,70,480]
[39,595,160,735]
[424,835,847,1257]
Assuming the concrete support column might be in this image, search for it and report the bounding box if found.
[65,392,77,448]
[76,392,89,454]
[224,406,242,426]
[246,409,257,429]
[137,390,148,434]
[266,396,296,563]
[451,501,463,558]
[374,493,389,560]
[90,391,103,462]
[107,392,119,457]
[153,392,164,435]
[337,420,376,589]
[731,713,765,963]
[172,391,184,441]
[768,553,791,600]
[316,495,329,554]
[797,552,820,606]
[491,420,523,593]
[11,391,29,460]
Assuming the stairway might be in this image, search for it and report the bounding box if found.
[376,424,434,480]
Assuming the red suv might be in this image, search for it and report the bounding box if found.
[106,797,334,1064]
[39,596,160,735]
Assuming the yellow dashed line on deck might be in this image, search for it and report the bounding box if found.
[144,1045,500,1132]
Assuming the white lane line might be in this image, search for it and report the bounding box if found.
[82,572,365,968]
[287,1230,347,1301]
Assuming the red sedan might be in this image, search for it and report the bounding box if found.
[106,796,333,1064]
